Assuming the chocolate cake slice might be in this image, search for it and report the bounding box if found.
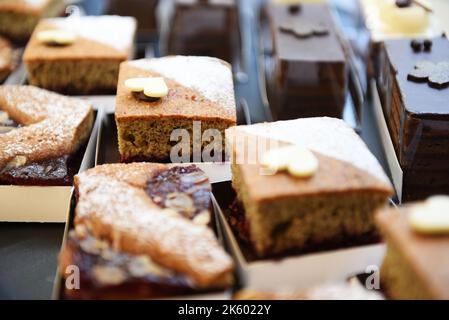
[376,197,449,299]
[59,163,234,299]
[377,37,449,201]
[225,117,393,258]
[358,0,443,80]
[167,0,239,63]
[0,85,93,186]
[261,1,347,119]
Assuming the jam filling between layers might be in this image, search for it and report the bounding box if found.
[0,113,85,186]
[64,165,216,298]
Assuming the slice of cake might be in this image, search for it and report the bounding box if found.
[59,163,234,299]
[358,0,443,79]
[376,195,449,299]
[225,117,393,258]
[260,1,347,119]
[377,37,449,201]
[0,85,93,186]
[167,0,239,63]
[23,15,137,94]
[115,56,237,163]
[0,0,64,42]
[0,36,13,83]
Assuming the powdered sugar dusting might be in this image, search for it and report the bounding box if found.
[75,163,234,287]
[235,117,391,185]
[45,15,136,52]
[129,56,235,109]
[0,85,92,170]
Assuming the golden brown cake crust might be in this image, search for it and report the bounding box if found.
[23,21,129,62]
[226,125,393,203]
[376,206,449,300]
[73,163,234,288]
[0,85,93,171]
[115,61,236,124]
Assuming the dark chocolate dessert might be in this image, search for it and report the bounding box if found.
[377,37,449,201]
[260,2,347,119]
[166,0,239,63]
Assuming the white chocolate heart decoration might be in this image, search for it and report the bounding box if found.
[125,77,169,99]
[261,145,318,178]
[409,195,449,235]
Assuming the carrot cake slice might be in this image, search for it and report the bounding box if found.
[225,117,393,258]
[377,195,449,300]
[115,56,236,163]
[0,85,93,186]
[59,163,234,299]
[23,15,137,94]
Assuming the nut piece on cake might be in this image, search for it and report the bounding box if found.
[0,85,93,186]
[0,0,65,42]
[0,36,13,83]
[225,117,393,258]
[376,195,449,300]
[23,15,137,95]
[115,56,237,163]
[59,163,234,299]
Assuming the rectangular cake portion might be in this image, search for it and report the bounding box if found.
[376,197,449,300]
[0,0,64,42]
[59,163,234,299]
[225,117,393,258]
[167,0,239,63]
[23,15,137,95]
[261,1,347,119]
[377,37,449,201]
[115,56,236,163]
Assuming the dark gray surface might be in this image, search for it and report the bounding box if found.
[0,223,64,300]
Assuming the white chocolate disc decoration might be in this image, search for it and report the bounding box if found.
[125,77,169,99]
[36,29,77,46]
[409,195,449,235]
[261,145,319,178]
[379,0,429,33]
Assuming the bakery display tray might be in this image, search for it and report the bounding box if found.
[0,109,102,223]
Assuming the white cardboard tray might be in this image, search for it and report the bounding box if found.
[0,110,103,223]
[370,79,403,202]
